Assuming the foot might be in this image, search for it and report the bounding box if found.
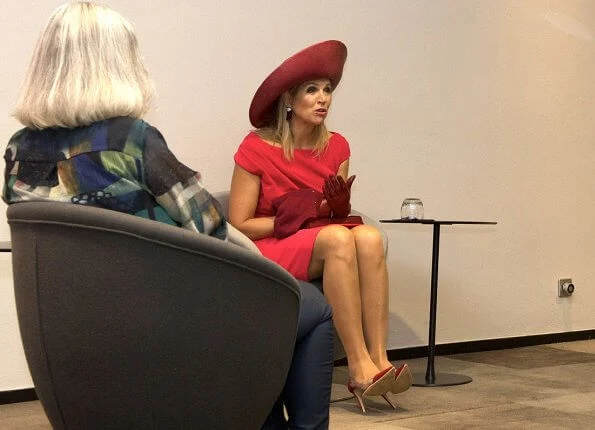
[377,358,394,372]
[347,368,396,414]
[348,360,384,387]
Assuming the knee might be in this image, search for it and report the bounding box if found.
[316,225,356,258]
[353,225,384,255]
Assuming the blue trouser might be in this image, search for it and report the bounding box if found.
[261,281,334,430]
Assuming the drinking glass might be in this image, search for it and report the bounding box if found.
[400,198,424,219]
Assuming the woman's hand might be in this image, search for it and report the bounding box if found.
[323,175,355,217]
[319,199,331,217]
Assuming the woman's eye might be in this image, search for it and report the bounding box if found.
[324,86,332,93]
[307,86,317,93]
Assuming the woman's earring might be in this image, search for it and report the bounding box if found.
[286,106,292,121]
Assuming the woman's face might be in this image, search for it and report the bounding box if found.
[289,78,332,128]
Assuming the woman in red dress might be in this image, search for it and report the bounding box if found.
[229,40,411,413]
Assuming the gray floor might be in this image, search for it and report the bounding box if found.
[1,340,593,429]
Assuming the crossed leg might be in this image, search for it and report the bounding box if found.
[352,224,392,371]
[308,224,391,384]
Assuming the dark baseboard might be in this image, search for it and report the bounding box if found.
[0,388,37,405]
[334,328,595,366]
[1,329,593,405]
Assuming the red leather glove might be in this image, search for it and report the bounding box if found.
[272,189,328,239]
[323,175,356,218]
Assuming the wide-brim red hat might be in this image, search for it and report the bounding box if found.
[249,40,348,128]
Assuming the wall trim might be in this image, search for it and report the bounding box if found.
[335,328,595,366]
[2,329,593,405]
[0,388,37,405]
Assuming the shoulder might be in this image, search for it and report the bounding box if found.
[236,131,272,155]
[105,117,168,156]
[329,131,349,146]
[327,132,351,157]
[107,117,155,142]
[6,127,37,149]
[234,131,271,174]
[5,128,27,149]
[240,131,268,148]
[4,128,28,161]
[5,127,65,162]
[7,128,28,143]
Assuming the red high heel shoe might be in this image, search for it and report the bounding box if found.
[347,367,396,413]
[391,363,412,394]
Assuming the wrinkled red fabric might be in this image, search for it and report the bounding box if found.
[272,188,363,239]
[272,189,326,239]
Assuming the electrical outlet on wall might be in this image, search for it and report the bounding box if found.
[558,278,575,297]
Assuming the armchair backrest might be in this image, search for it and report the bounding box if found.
[7,201,300,429]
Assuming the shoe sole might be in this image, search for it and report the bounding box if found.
[391,364,412,394]
[362,367,396,396]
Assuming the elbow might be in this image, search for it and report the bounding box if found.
[228,213,250,234]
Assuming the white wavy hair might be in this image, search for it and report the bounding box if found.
[14,2,155,129]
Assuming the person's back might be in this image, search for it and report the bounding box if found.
[4,117,226,239]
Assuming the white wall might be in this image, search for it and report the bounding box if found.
[1,0,594,391]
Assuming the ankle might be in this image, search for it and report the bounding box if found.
[348,361,384,384]
[370,354,392,370]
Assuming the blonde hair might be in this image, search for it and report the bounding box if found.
[255,86,330,160]
[14,1,155,129]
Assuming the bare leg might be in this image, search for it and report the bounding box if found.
[352,225,392,371]
[308,225,381,383]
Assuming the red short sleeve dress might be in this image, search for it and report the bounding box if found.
[234,131,351,280]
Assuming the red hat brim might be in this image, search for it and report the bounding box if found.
[249,40,348,128]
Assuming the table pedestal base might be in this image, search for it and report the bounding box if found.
[412,372,472,387]
[379,219,496,390]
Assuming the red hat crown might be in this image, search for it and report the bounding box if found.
[249,40,348,128]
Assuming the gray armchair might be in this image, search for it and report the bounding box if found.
[7,201,300,430]
[212,191,388,362]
